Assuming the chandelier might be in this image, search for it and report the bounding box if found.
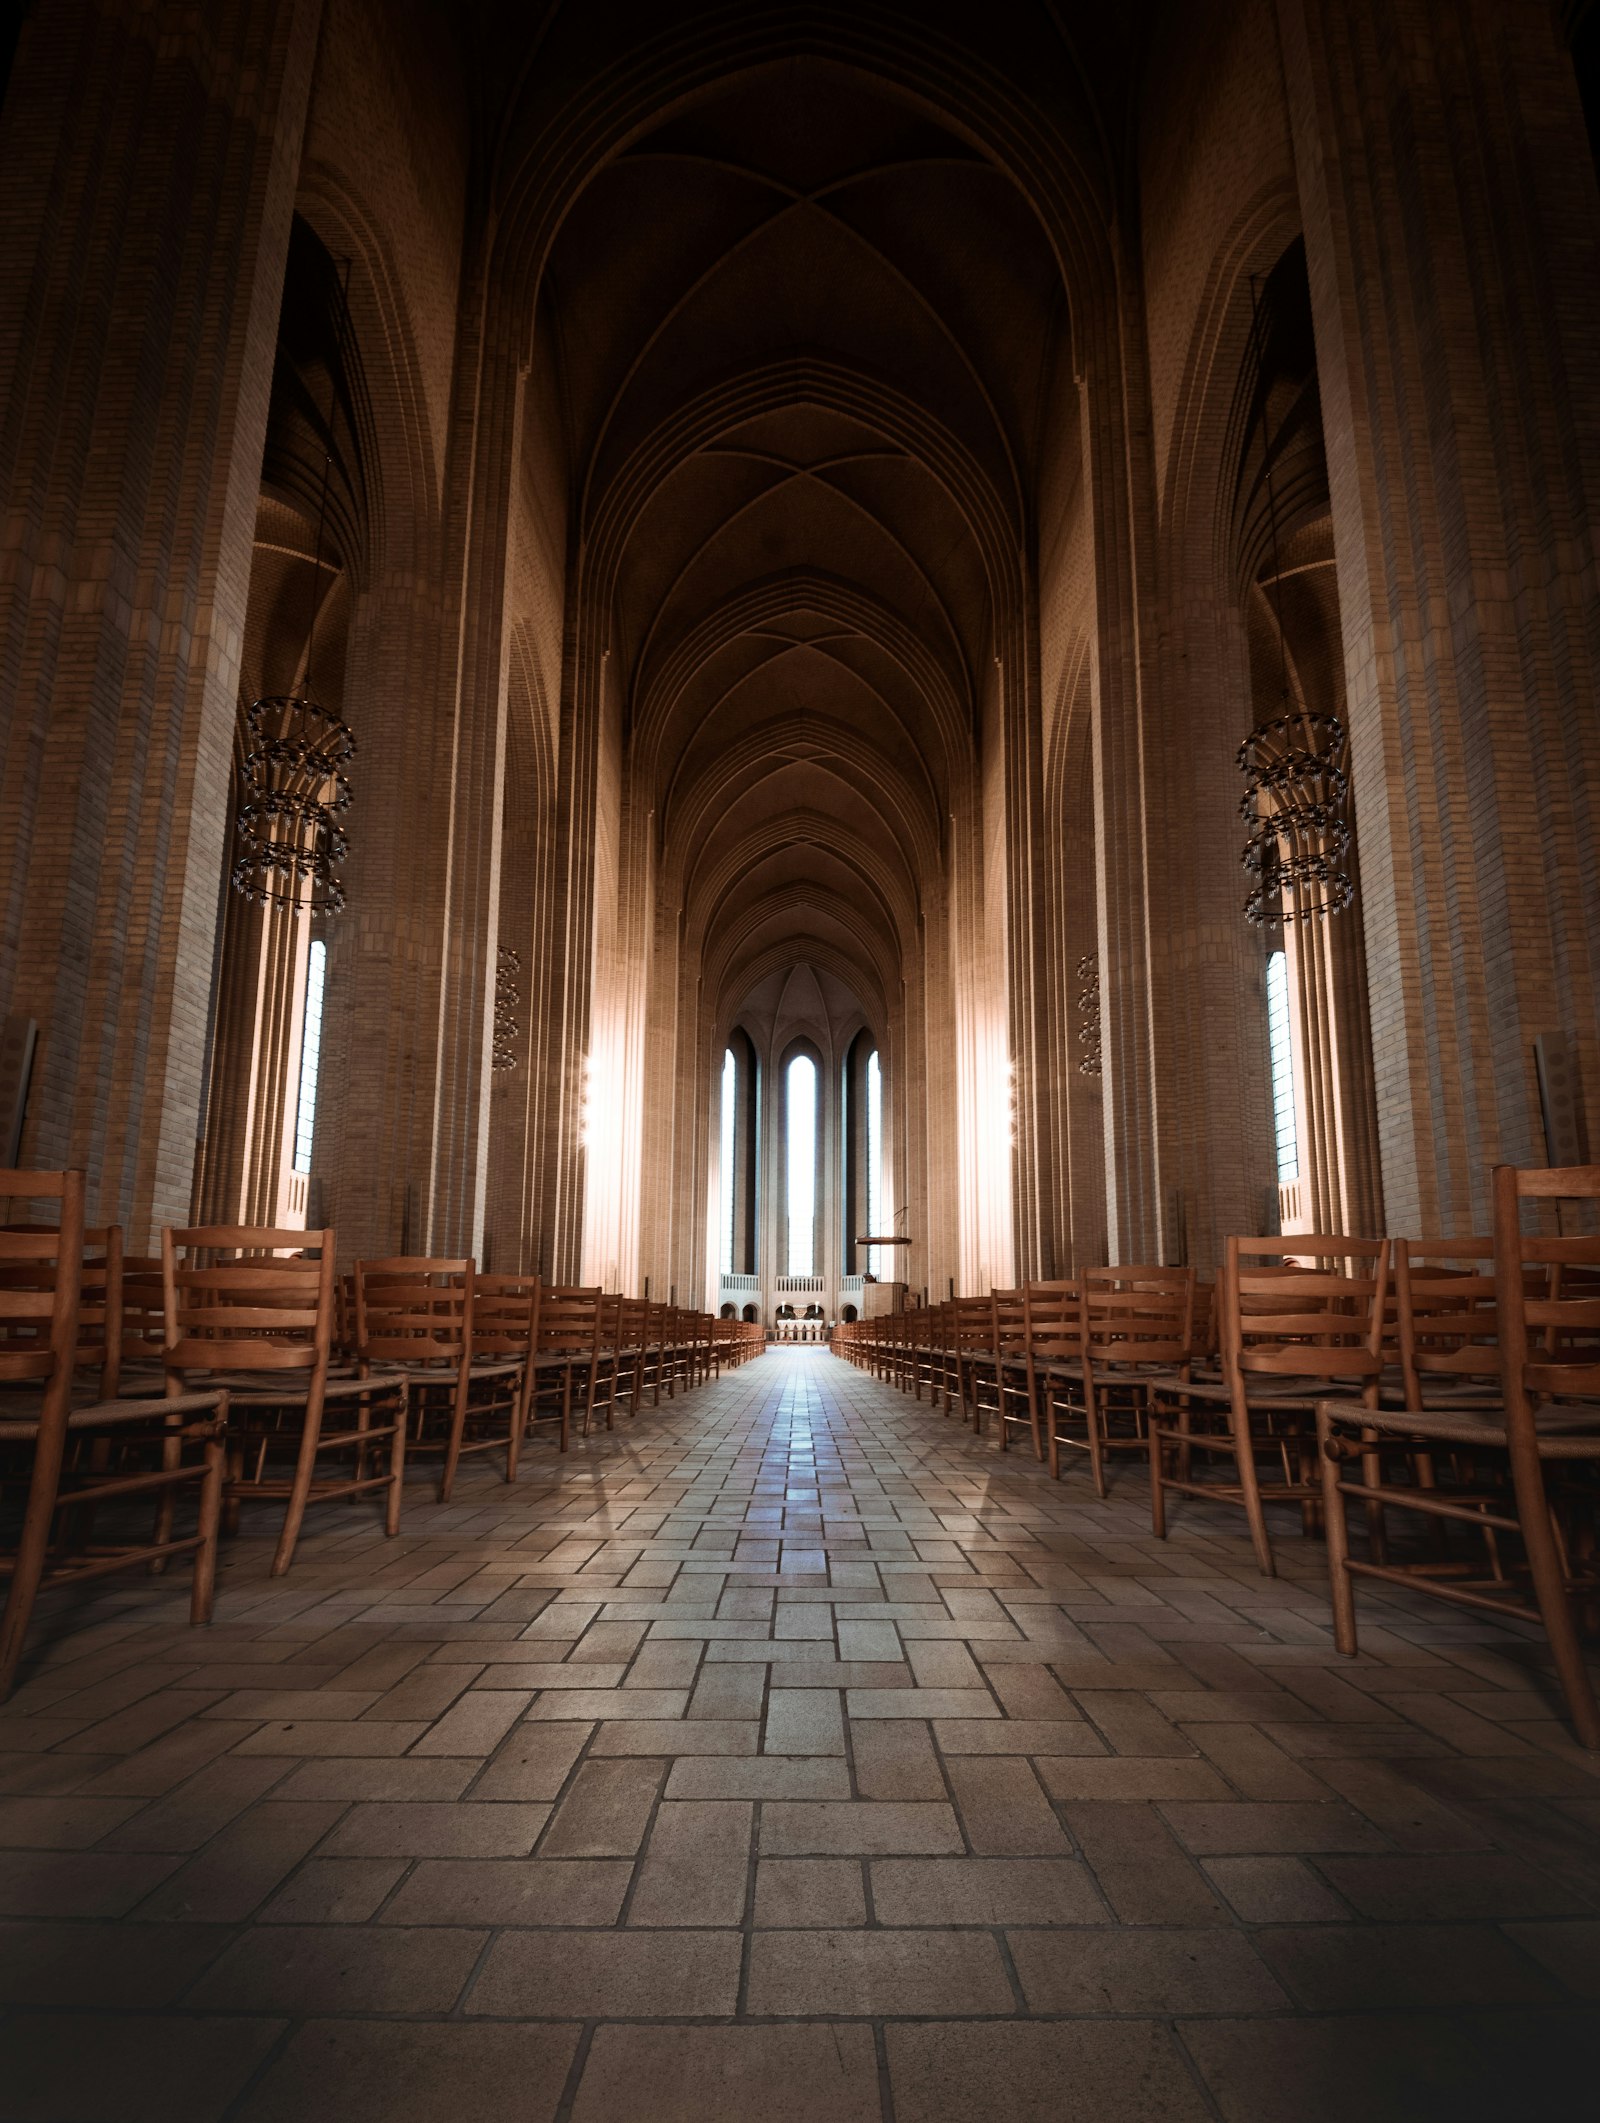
[492,946,521,1070]
[1238,709,1353,925]
[232,257,355,916]
[232,694,354,912]
[1236,270,1352,929]
[1075,954,1102,1077]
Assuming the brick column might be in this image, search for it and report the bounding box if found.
[1083,290,1168,1265]
[1280,0,1600,1231]
[0,0,321,1239]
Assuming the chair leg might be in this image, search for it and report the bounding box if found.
[506,1376,528,1484]
[189,1420,226,1626]
[1084,1384,1107,1499]
[148,1424,182,1573]
[1228,1387,1276,1578]
[1025,1369,1044,1462]
[1317,1411,1359,1655]
[223,1442,245,1538]
[438,1375,473,1504]
[0,1426,67,1703]
[1149,1413,1168,1539]
[272,1396,328,1577]
[1506,1443,1600,1751]
[385,1387,407,1537]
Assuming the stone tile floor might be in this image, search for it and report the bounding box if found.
[1,1348,1597,2121]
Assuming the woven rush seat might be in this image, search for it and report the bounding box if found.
[169,1369,408,1401]
[0,1387,226,1440]
[1319,1396,1600,1453]
[378,1354,525,1381]
[1148,1370,1366,1411]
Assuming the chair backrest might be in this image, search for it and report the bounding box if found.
[601,1290,626,1354]
[335,1271,358,1359]
[1,1217,121,1397]
[0,1171,85,1408]
[1192,1280,1218,1359]
[120,1254,167,1372]
[355,1256,472,1369]
[990,1288,1027,1357]
[537,1285,602,1356]
[472,1274,540,1360]
[1393,1237,1499,1406]
[1492,1165,1600,1415]
[1022,1278,1081,1363]
[952,1296,991,1352]
[1222,1235,1388,1384]
[1082,1265,1195,1370]
[164,1226,335,1383]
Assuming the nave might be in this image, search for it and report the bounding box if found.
[0,1347,1595,2122]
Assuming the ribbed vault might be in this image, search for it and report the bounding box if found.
[495,34,1091,1296]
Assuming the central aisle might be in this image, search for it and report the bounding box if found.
[1,1349,1594,2122]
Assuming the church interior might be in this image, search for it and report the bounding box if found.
[1,1,1598,2115]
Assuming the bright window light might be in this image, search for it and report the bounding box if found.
[786,1053,817,1276]
[292,939,326,1177]
[1265,950,1299,1184]
[866,1048,882,1278]
[719,1046,737,1277]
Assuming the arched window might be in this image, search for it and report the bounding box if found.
[292,940,327,1178]
[719,1046,737,1276]
[786,1052,817,1275]
[1265,950,1299,1183]
[866,1047,882,1278]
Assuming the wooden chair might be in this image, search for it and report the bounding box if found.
[1149,1236,1387,1575]
[526,1285,603,1448]
[950,1296,998,1433]
[618,1296,653,1412]
[1,1173,226,1699]
[925,1300,961,1413]
[1020,1279,1081,1467]
[0,1218,123,1402]
[1054,1267,1196,1498]
[1319,1167,1600,1749]
[686,1309,714,1390]
[879,1306,908,1392]
[898,1302,925,1399]
[117,1254,168,1388]
[1391,1238,1502,1409]
[988,1289,1029,1444]
[588,1291,631,1431]
[335,1271,359,1362]
[471,1274,541,1479]
[355,1257,520,1499]
[167,1226,407,1575]
[665,1306,696,1397]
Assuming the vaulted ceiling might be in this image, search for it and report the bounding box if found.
[536,53,1076,1035]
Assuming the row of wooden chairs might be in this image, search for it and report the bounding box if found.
[834,1269,1209,1486]
[835,1164,1600,1749]
[0,1174,762,1699]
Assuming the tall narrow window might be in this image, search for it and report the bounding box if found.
[866,1048,883,1279]
[292,940,327,1177]
[786,1053,817,1276]
[1265,949,1299,1184]
[719,1046,737,1277]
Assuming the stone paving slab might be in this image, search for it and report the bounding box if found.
[0,1346,1596,2120]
